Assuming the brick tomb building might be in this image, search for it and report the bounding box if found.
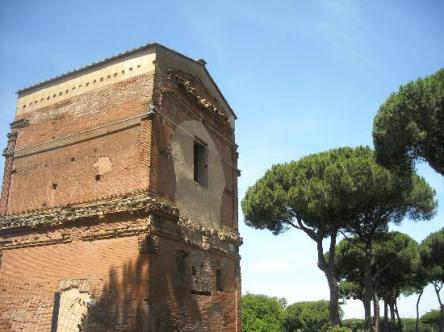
[0,43,241,331]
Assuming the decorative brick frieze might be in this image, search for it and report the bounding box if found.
[0,218,150,250]
[148,214,242,256]
[167,69,229,124]
[80,222,149,242]
[176,218,242,252]
[0,233,72,249]
[0,216,241,257]
[10,119,30,130]
[0,190,178,231]
[0,190,241,255]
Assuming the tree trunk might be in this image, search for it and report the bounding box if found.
[383,301,389,332]
[415,289,423,332]
[439,304,444,332]
[373,293,380,332]
[316,232,340,326]
[433,282,444,332]
[363,242,374,331]
[326,271,340,325]
[429,159,444,176]
[363,246,373,331]
[389,301,396,332]
[394,301,403,332]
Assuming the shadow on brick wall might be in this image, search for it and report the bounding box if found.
[82,249,203,332]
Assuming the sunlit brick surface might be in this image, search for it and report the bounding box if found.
[0,44,240,331]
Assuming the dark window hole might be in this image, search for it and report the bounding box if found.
[216,269,223,291]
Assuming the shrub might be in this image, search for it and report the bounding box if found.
[421,309,440,330]
[342,319,365,332]
[320,323,352,332]
[241,294,286,332]
[283,300,330,332]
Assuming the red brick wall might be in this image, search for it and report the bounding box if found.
[0,60,241,331]
[0,132,19,216]
[0,232,144,331]
[152,71,238,230]
[6,73,155,214]
[148,235,239,331]
[0,218,240,331]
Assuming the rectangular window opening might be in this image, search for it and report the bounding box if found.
[176,251,188,287]
[194,139,208,187]
[216,269,223,291]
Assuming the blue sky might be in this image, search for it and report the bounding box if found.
[1,0,443,319]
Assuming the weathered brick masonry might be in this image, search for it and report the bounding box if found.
[0,43,241,331]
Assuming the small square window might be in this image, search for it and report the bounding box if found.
[194,139,208,187]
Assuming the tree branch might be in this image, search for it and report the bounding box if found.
[282,220,301,230]
[433,281,443,307]
[294,216,319,241]
[339,230,366,251]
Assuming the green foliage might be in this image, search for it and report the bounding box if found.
[337,281,363,301]
[341,319,365,332]
[241,294,285,332]
[283,300,330,332]
[374,232,420,301]
[373,68,444,175]
[419,229,444,330]
[420,228,444,283]
[320,323,352,332]
[342,318,435,332]
[242,146,436,237]
[419,228,444,329]
[242,146,363,236]
[421,309,441,329]
[335,232,420,302]
[335,239,367,302]
[242,146,436,326]
[402,254,429,297]
[394,318,434,332]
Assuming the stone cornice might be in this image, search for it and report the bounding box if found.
[0,218,150,250]
[0,214,242,257]
[16,43,206,95]
[148,215,242,256]
[0,190,178,232]
[10,119,30,130]
[176,217,242,249]
[0,191,242,255]
[167,69,229,124]
[6,132,18,140]
[2,147,14,158]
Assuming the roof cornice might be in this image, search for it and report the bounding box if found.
[17,43,205,95]
[16,42,236,119]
